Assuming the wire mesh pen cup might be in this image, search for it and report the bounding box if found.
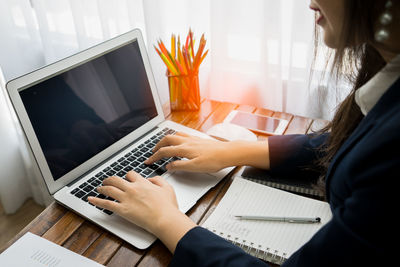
[167,72,200,111]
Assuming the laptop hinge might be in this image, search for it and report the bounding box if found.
[66,125,160,187]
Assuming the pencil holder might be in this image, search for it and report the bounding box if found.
[167,72,200,111]
[155,29,208,112]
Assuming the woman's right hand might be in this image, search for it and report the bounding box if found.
[144,132,232,173]
[144,132,271,172]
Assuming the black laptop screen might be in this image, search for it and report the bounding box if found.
[19,40,158,181]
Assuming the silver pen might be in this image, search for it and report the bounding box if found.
[234,215,321,223]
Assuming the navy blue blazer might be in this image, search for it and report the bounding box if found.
[170,78,400,266]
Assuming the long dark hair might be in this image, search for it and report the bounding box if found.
[313,0,388,196]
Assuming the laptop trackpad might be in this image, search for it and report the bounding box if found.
[164,171,218,210]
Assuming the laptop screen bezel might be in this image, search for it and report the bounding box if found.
[6,29,165,195]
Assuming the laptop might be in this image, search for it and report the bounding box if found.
[6,29,232,249]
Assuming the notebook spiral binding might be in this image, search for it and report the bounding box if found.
[207,228,287,265]
[244,177,323,198]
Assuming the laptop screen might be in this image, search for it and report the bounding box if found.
[19,40,158,181]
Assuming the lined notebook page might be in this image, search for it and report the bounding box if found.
[202,177,332,259]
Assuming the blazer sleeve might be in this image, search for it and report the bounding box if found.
[268,133,328,179]
[170,227,270,267]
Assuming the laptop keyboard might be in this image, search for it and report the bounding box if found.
[69,127,180,215]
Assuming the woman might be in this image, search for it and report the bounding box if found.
[89,0,399,266]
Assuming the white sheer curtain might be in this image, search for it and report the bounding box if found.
[0,0,339,213]
[144,0,330,115]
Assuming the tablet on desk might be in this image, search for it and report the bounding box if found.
[224,110,289,135]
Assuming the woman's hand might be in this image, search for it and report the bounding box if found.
[88,171,196,253]
[145,132,271,172]
[89,171,177,232]
[145,132,233,173]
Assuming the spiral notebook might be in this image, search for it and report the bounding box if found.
[202,177,332,265]
[241,166,323,198]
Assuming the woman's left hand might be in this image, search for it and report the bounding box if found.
[88,171,197,252]
[88,171,178,233]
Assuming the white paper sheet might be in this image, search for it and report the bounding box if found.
[0,232,104,267]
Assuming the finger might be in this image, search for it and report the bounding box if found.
[145,145,186,164]
[97,185,124,201]
[88,196,119,211]
[125,170,144,183]
[102,176,130,191]
[148,175,170,188]
[175,131,191,137]
[166,159,198,172]
[153,135,185,153]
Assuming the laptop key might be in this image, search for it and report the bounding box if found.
[111,162,118,167]
[99,174,108,181]
[103,209,113,215]
[74,190,86,198]
[79,182,88,189]
[134,167,143,173]
[70,188,79,194]
[113,165,123,171]
[120,161,129,167]
[106,196,115,202]
[151,139,159,145]
[127,156,136,162]
[141,168,153,177]
[97,194,107,199]
[116,171,126,178]
[146,142,154,147]
[91,180,101,187]
[137,157,146,162]
[139,163,147,169]
[130,161,140,167]
[145,143,154,149]
[124,166,133,172]
[155,165,168,176]
[83,185,94,192]
[106,170,116,176]
[148,164,158,170]
[134,151,142,157]
[83,191,97,202]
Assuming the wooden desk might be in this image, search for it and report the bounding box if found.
[1,99,327,266]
